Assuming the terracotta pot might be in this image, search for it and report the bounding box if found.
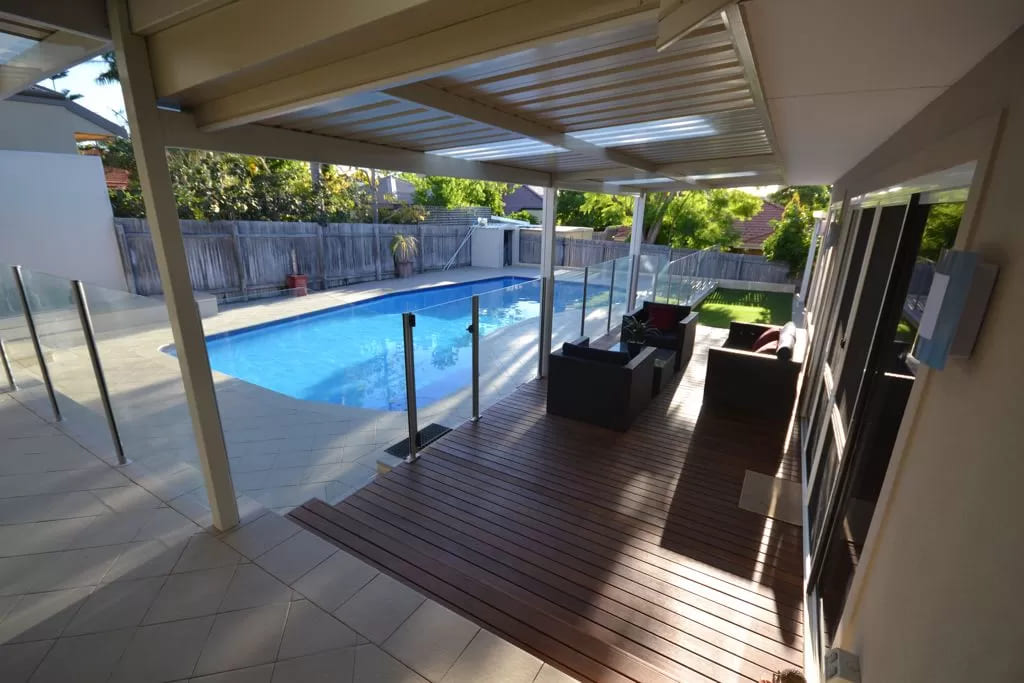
[395,261,414,278]
[285,274,308,296]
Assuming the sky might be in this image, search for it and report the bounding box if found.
[46,61,780,198]
[48,57,127,129]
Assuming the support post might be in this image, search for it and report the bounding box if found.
[402,312,419,462]
[799,217,823,304]
[109,0,238,530]
[627,192,645,309]
[11,265,61,421]
[469,296,480,421]
[416,224,425,273]
[606,259,616,333]
[538,187,557,377]
[1,336,17,391]
[72,280,127,465]
[315,223,327,291]
[579,266,589,337]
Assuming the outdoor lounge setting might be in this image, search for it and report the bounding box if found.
[2,1,1024,683]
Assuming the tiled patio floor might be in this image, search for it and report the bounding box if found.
[0,390,573,682]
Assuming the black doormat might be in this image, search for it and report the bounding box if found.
[385,423,452,458]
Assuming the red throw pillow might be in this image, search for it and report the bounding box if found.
[753,340,779,354]
[647,305,678,332]
[753,327,780,349]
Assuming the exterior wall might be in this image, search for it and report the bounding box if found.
[0,150,127,291]
[470,227,506,268]
[0,100,113,154]
[828,26,1024,682]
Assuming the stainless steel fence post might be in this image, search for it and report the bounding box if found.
[468,295,480,421]
[579,266,589,337]
[628,253,641,310]
[402,312,419,463]
[72,280,128,465]
[0,336,16,391]
[606,259,617,333]
[651,268,660,304]
[537,277,547,379]
[11,265,61,421]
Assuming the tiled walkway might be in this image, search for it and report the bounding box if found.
[0,391,574,682]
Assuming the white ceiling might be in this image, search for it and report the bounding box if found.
[745,0,1024,184]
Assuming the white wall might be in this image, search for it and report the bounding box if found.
[828,26,1024,683]
[0,100,114,154]
[0,150,128,291]
[470,227,505,268]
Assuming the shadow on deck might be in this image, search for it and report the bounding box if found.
[291,331,804,683]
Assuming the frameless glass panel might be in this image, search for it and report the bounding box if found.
[582,260,612,340]
[83,282,202,469]
[0,266,40,383]
[18,268,103,426]
[478,278,542,413]
[410,295,473,427]
[551,269,587,349]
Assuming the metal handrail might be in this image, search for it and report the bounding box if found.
[11,265,61,421]
[443,224,479,271]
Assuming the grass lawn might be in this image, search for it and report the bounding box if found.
[695,288,794,329]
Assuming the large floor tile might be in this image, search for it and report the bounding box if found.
[278,599,363,660]
[383,601,479,682]
[0,517,96,557]
[334,574,425,644]
[63,576,164,636]
[440,630,542,683]
[218,564,293,612]
[142,566,235,624]
[0,587,92,644]
[29,627,133,683]
[220,513,299,559]
[255,529,336,585]
[174,534,243,573]
[533,664,581,682]
[190,664,274,683]
[0,640,52,683]
[109,615,214,683]
[0,545,120,595]
[271,648,355,683]
[0,491,108,524]
[102,539,184,583]
[353,644,428,683]
[292,551,377,613]
[193,603,289,676]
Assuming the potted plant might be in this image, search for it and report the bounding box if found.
[285,247,308,296]
[621,314,655,357]
[390,233,419,278]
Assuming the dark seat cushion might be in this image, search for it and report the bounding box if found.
[753,327,780,349]
[646,303,681,331]
[562,341,630,366]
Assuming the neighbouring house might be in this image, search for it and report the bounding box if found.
[0,85,128,290]
[734,201,785,254]
[375,173,416,204]
[502,185,543,221]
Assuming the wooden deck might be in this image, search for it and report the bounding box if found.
[291,332,804,683]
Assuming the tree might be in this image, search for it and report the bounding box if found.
[410,176,514,214]
[95,52,119,85]
[918,203,963,261]
[768,185,830,212]
[657,189,761,249]
[507,210,539,224]
[44,69,82,100]
[762,197,813,275]
[555,190,589,226]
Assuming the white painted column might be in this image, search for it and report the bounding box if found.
[799,216,824,306]
[627,192,646,310]
[108,0,239,530]
[538,186,557,378]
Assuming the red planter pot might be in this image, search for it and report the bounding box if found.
[286,274,308,296]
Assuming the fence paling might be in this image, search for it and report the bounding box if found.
[518,231,793,285]
[116,219,473,297]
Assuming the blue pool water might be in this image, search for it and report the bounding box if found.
[187,277,592,411]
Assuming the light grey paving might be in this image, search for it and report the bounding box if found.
[293,550,378,613]
[353,643,429,683]
[193,603,289,676]
[0,639,52,683]
[63,576,164,636]
[0,587,92,644]
[174,533,244,573]
[29,627,134,683]
[110,616,214,683]
[191,664,274,683]
[218,564,294,612]
[271,648,355,683]
[254,529,337,585]
[279,599,363,660]
[220,512,299,559]
[440,629,543,683]
[142,566,235,624]
[335,573,426,644]
[383,601,480,682]
[533,664,582,683]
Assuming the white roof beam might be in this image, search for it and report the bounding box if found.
[0,29,107,100]
[189,0,658,131]
[128,0,236,35]
[0,0,109,40]
[656,0,734,52]
[159,110,552,187]
[384,82,696,185]
[554,153,780,184]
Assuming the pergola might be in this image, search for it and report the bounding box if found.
[3,0,1020,530]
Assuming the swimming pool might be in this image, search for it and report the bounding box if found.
[188,276,595,411]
